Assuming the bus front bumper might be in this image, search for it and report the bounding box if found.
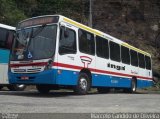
[8,69,57,85]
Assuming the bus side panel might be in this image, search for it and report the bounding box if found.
[0,49,10,63]
[56,69,79,86]
[0,49,10,84]
[92,73,131,88]
[137,79,153,88]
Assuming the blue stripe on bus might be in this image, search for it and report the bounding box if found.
[9,68,153,88]
[92,74,131,88]
[137,79,153,88]
[0,49,10,63]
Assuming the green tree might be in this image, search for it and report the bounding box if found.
[0,0,26,26]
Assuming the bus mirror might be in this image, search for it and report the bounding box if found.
[60,23,69,38]
[64,30,69,38]
[60,23,66,27]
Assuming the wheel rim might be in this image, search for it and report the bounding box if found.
[79,78,87,90]
[17,84,24,88]
[132,81,136,92]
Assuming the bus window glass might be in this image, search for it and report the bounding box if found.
[0,28,8,48]
[11,25,57,60]
[59,27,76,54]
[145,56,151,70]
[138,53,145,68]
[6,30,15,49]
[121,46,130,64]
[96,36,109,59]
[110,41,120,62]
[79,29,95,55]
[130,50,138,67]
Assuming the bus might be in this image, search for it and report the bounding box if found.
[0,23,26,91]
[9,15,153,94]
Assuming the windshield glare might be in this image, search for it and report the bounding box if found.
[11,24,57,60]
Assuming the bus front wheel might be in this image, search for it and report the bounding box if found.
[36,85,50,94]
[74,73,90,95]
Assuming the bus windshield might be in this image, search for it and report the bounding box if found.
[11,24,57,60]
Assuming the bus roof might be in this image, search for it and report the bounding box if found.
[18,15,151,57]
[0,23,15,30]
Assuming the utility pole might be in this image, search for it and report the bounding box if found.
[89,0,92,28]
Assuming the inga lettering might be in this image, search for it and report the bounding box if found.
[107,63,125,71]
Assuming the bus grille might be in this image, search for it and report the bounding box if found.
[12,68,42,73]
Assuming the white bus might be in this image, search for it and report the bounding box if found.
[0,23,26,91]
[9,15,153,94]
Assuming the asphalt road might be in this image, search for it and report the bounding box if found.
[0,89,160,114]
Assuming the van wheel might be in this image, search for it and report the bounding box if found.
[124,79,137,93]
[36,85,50,94]
[7,84,26,91]
[97,87,110,93]
[0,86,3,90]
[74,73,90,95]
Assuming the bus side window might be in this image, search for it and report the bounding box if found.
[59,26,76,55]
[6,30,15,49]
[0,28,8,49]
[96,36,109,59]
[145,56,151,70]
[130,50,138,67]
[121,46,130,64]
[79,29,95,55]
[109,41,120,62]
[138,53,145,69]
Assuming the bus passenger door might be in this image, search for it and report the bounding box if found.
[56,23,78,85]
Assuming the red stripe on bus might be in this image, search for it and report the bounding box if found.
[53,62,153,80]
[10,62,47,67]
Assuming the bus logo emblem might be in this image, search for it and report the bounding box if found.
[80,56,92,68]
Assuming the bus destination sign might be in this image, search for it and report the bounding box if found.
[19,16,59,28]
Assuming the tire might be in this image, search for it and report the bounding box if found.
[74,73,90,95]
[36,85,50,94]
[124,78,137,93]
[0,86,3,90]
[97,87,110,93]
[7,84,26,91]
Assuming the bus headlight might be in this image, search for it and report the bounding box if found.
[45,59,53,70]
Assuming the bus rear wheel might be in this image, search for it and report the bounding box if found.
[124,78,137,93]
[36,85,50,94]
[97,87,110,93]
[74,73,90,95]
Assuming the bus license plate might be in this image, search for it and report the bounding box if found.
[21,76,29,80]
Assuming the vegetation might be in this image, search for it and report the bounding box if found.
[0,0,86,26]
[0,0,26,25]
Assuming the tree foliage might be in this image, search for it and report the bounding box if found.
[0,0,86,26]
[0,0,26,26]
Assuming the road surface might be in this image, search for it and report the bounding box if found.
[0,89,160,113]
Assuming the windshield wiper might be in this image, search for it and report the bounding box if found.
[25,24,46,51]
[16,31,29,46]
[31,24,46,38]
